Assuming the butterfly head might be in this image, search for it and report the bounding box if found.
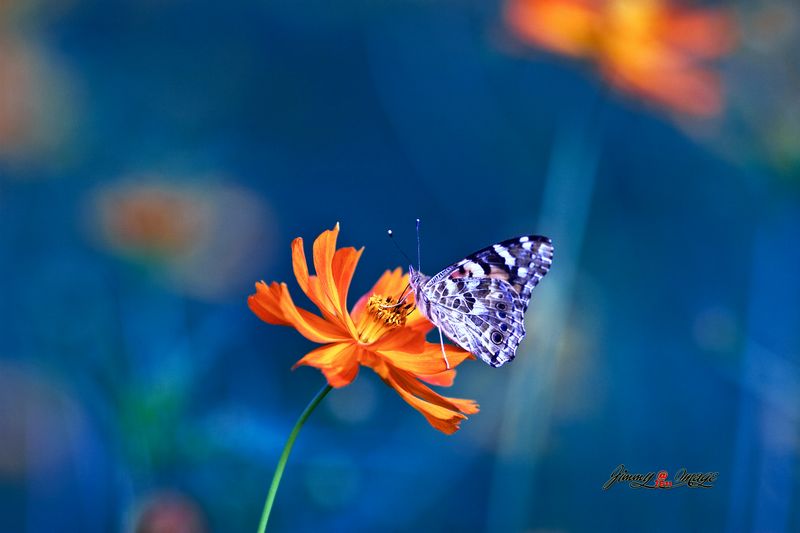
[408,264,424,290]
[407,264,432,320]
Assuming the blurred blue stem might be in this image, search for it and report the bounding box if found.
[257,383,332,533]
[487,86,607,531]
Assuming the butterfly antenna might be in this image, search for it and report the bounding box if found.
[416,218,421,272]
[387,229,413,265]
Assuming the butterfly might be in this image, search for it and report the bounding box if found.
[408,235,553,368]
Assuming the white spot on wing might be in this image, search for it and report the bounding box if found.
[464,261,484,276]
[472,301,489,314]
[493,244,516,266]
[444,279,458,294]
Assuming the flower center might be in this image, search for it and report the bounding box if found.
[366,294,413,328]
[358,293,414,344]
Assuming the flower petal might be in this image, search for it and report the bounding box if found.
[321,358,360,388]
[291,236,313,297]
[505,0,599,58]
[293,342,360,388]
[332,246,364,317]
[417,342,476,365]
[384,373,466,434]
[248,281,349,343]
[390,366,479,416]
[382,367,478,435]
[602,53,722,116]
[663,9,737,58]
[370,327,424,352]
[247,281,291,326]
[405,305,433,334]
[417,369,456,387]
[375,343,473,376]
[292,236,338,320]
[312,224,359,337]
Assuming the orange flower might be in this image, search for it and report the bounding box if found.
[94,183,205,257]
[505,0,737,116]
[248,224,479,434]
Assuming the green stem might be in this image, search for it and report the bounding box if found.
[257,383,333,533]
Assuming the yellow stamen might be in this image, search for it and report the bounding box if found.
[367,294,413,328]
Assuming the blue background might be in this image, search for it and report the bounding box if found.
[1,1,798,532]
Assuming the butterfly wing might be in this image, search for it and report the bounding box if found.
[422,235,553,367]
[425,277,527,367]
[430,235,553,309]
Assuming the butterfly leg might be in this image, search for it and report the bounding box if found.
[438,328,451,370]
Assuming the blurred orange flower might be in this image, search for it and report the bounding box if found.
[94,183,205,258]
[90,179,273,300]
[505,0,737,116]
[248,224,479,434]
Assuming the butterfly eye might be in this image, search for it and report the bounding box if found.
[497,302,507,310]
[500,324,509,332]
[491,331,504,345]
[498,311,507,319]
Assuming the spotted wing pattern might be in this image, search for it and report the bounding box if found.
[420,235,553,367]
[424,277,526,367]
